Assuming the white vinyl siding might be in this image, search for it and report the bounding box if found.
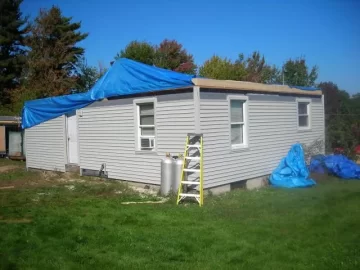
[200,92,324,189]
[78,92,195,185]
[25,115,66,172]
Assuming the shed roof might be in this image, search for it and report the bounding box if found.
[192,78,322,96]
[0,116,21,125]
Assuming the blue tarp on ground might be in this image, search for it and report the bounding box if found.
[310,154,360,179]
[269,144,316,188]
[22,58,195,129]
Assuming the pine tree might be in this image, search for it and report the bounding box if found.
[0,0,27,105]
[24,6,88,97]
[282,58,318,87]
[75,56,106,93]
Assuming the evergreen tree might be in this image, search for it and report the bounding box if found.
[75,56,106,93]
[115,41,155,65]
[24,6,88,97]
[0,0,27,105]
[243,51,281,84]
[282,57,318,86]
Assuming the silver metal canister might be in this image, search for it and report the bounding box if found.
[172,154,184,193]
[160,153,173,195]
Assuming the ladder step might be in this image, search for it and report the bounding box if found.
[183,169,200,173]
[181,181,200,185]
[187,145,201,148]
[185,157,200,160]
[179,193,200,198]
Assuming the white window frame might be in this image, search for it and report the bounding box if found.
[296,98,312,130]
[228,95,249,149]
[134,98,157,152]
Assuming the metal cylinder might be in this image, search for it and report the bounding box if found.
[160,153,173,196]
[172,155,184,193]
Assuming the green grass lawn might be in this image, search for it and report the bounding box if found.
[1,160,360,270]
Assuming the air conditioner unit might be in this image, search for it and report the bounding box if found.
[141,137,155,150]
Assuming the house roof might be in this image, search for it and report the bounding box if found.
[22,58,195,129]
[192,78,322,96]
[22,58,322,129]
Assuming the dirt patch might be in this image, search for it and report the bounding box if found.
[0,186,15,190]
[0,169,60,189]
[121,198,168,205]
[0,165,19,173]
[310,172,329,182]
[0,218,32,224]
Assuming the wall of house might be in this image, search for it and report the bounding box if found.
[78,91,195,185]
[25,115,66,172]
[199,91,325,189]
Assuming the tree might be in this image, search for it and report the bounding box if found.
[115,41,155,65]
[261,65,281,84]
[282,57,318,86]
[200,52,280,83]
[243,51,266,83]
[318,82,343,116]
[115,39,196,74]
[75,57,105,93]
[153,39,196,74]
[23,6,88,98]
[0,0,28,106]
[199,55,246,80]
[241,51,282,84]
[319,82,359,155]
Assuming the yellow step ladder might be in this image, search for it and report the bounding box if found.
[176,133,204,206]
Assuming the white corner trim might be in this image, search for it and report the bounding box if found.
[193,86,200,133]
[63,115,67,171]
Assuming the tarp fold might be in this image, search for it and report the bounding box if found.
[270,144,316,188]
[310,154,360,179]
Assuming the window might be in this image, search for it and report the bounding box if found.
[230,97,248,148]
[137,103,155,150]
[297,100,311,129]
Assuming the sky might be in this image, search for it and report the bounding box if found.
[21,0,360,94]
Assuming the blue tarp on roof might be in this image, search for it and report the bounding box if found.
[291,86,320,91]
[22,58,195,129]
[270,84,320,91]
[22,58,320,129]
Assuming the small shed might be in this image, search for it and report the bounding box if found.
[23,59,324,191]
[0,116,25,159]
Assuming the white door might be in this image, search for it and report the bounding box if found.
[67,112,79,164]
[9,131,22,156]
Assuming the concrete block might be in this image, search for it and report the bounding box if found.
[246,176,268,190]
[207,183,231,195]
[123,180,160,192]
[65,163,80,173]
